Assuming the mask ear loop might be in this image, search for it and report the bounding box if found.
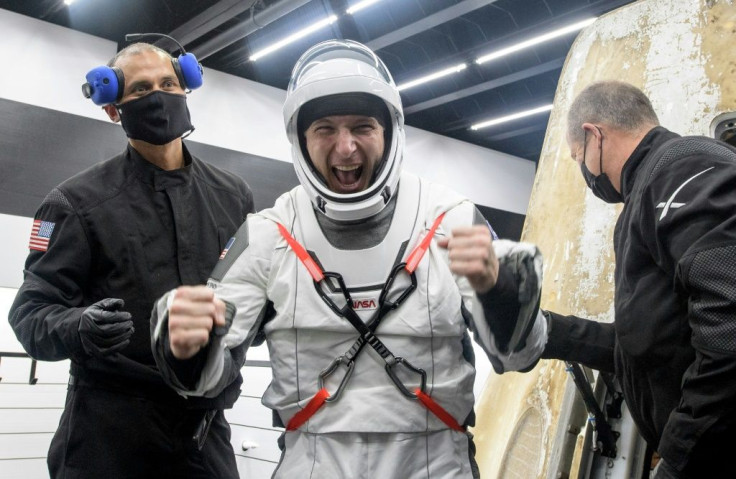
[181,126,196,140]
[594,125,605,176]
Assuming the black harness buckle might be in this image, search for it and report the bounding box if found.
[318,355,355,403]
[385,356,427,399]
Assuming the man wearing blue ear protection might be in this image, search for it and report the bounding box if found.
[9,41,254,478]
[100,43,197,147]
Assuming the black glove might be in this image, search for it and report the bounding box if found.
[79,298,134,358]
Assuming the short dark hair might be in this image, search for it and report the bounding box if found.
[107,42,172,68]
[567,81,659,145]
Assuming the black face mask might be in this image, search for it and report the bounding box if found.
[116,91,194,145]
[579,128,623,204]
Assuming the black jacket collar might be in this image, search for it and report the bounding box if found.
[125,142,194,191]
[620,126,680,202]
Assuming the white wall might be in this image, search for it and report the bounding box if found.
[403,128,534,214]
[0,287,68,479]
[0,9,115,121]
[0,7,521,477]
[0,214,32,289]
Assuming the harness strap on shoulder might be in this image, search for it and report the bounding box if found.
[405,212,445,273]
[277,223,324,281]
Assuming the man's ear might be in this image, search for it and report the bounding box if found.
[103,104,120,123]
[581,122,602,146]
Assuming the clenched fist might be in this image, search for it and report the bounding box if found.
[437,225,499,293]
[168,286,226,359]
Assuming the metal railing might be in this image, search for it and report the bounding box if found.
[0,351,38,385]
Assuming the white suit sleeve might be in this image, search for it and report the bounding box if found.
[440,200,548,373]
[472,239,548,373]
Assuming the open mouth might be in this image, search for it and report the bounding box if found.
[332,164,363,191]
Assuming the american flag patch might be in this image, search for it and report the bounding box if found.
[219,237,235,260]
[29,220,55,252]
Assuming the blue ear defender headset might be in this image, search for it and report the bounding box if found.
[81,33,204,106]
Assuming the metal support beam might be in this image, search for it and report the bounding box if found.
[367,0,500,51]
[404,58,564,115]
[191,0,313,61]
[392,0,633,89]
[168,0,257,47]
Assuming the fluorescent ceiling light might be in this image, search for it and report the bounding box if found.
[347,0,382,15]
[250,15,338,61]
[470,104,553,130]
[475,17,596,65]
[64,0,74,4]
[397,63,467,92]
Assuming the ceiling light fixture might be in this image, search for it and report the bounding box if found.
[475,17,596,65]
[346,0,382,15]
[250,15,338,61]
[397,63,467,92]
[64,0,74,5]
[470,104,553,130]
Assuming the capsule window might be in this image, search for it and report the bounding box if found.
[710,112,736,147]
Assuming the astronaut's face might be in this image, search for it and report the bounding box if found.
[304,115,385,194]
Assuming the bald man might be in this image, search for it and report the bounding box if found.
[9,42,253,478]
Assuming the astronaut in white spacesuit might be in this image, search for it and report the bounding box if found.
[150,39,547,478]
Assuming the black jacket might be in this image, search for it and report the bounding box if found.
[9,144,254,408]
[544,127,736,475]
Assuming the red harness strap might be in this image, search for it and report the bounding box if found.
[415,389,465,432]
[277,223,324,281]
[286,388,330,431]
[280,213,464,432]
[404,213,445,273]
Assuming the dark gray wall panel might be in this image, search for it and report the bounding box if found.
[0,97,524,239]
[0,99,126,218]
[0,98,298,215]
[184,142,298,211]
[476,205,525,241]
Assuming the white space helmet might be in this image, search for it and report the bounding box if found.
[283,39,405,222]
